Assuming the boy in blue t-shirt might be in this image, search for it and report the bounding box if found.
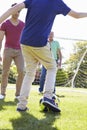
[1,0,87,112]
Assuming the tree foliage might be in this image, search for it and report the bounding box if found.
[56,68,68,86]
[65,41,87,88]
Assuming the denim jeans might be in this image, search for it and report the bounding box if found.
[39,66,55,93]
[39,66,47,92]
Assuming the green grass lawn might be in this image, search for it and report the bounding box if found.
[0,85,87,130]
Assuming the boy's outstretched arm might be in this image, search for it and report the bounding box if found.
[0,3,25,24]
[68,10,87,19]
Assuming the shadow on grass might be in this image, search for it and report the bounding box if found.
[10,111,61,130]
[56,94,65,98]
[0,99,18,111]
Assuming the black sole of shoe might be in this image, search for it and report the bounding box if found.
[17,107,28,112]
[43,102,61,113]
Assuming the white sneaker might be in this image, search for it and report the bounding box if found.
[15,96,20,99]
[0,94,5,99]
[38,91,43,95]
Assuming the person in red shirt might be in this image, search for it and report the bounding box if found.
[0,3,25,99]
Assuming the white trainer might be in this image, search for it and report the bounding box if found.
[15,96,20,99]
[0,94,5,99]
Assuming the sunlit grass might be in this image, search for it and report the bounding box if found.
[0,85,87,130]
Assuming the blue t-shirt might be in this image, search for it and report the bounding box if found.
[21,0,71,47]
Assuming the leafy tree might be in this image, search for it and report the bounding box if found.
[65,41,87,88]
[0,64,17,84]
[56,68,68,86]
